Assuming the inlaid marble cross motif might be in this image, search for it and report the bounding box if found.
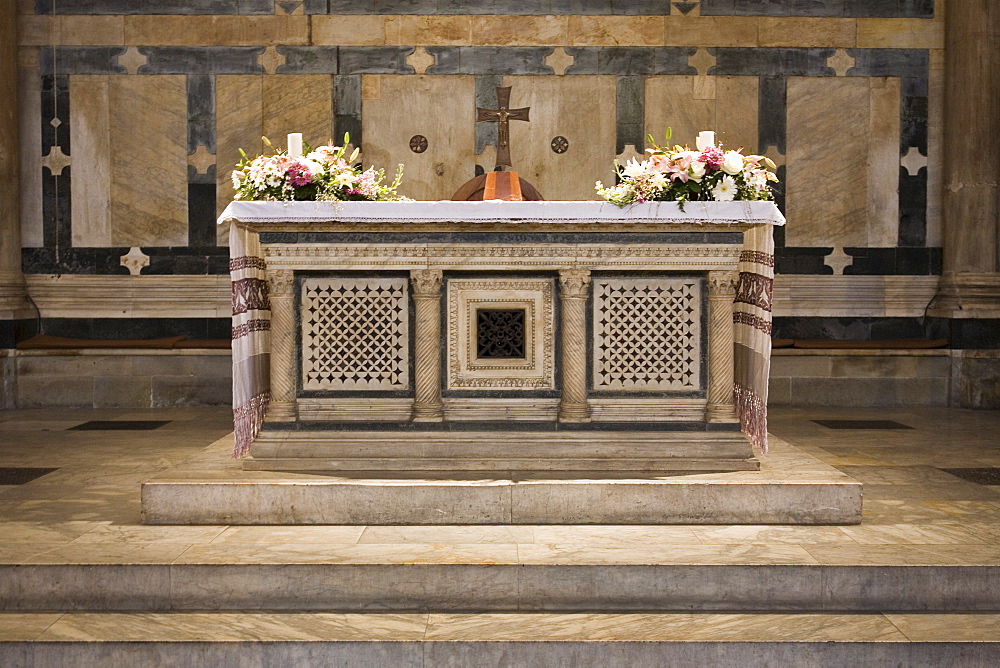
[476,86,530,169]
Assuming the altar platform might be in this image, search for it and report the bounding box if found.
[185,199,862,524]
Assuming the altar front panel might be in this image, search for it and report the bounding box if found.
[263,237,736,425]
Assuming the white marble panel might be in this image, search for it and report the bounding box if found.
[504,75,617,201]
[18,65,43,248]
[362,75,476,201]
[70,75,111,247]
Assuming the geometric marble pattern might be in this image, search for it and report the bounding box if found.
[593,277,701,392]
[300,277,409,391]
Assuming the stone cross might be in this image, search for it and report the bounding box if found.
[476,86,530,170]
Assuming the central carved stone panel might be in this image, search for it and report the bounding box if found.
[447,278,555,390]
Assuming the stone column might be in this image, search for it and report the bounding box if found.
[930,0,1000,318]
[558,268,591,422]
[410,269,444,421]
[0,0,30,323]
[267,269,297,421]
[706,271,739,422]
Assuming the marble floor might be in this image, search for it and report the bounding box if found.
[0,405,998,648]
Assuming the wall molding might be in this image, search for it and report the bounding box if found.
[772,275,939,318]
[25,274,231,319]
[26,273,942,320]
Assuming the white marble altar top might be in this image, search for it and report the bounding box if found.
[218,200,785,226]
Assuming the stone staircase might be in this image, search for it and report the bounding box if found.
[2,407,999,664]
[2,557,999,665]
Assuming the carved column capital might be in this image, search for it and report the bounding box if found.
[707,270,739,298]
[268,268,295,297]
[559,268,591,299]
[411,268,443,297]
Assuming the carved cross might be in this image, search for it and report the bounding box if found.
[476,86,530,169]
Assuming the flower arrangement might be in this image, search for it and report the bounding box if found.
[231,133,407,202]
[596,129,778,208]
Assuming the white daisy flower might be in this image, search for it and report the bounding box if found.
[712,175,737,201]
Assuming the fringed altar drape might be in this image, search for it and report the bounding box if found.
[732,224,775,453]
[229,222,271,458]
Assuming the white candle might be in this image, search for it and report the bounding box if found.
[696,131,715,151]
[287,133,303,158]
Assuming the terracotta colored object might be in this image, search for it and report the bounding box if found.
[451,171,544,201]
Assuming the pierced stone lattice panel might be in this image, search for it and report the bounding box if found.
[593,277,702,392]
[301,277,409,391]
[477,309,526,359]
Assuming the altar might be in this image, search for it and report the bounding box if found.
[221,200,784,474]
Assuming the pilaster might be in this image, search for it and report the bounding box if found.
[0,0,31,322]
[411,268,444,421]
[706,270,739,422]
[930,0,1000,319]
[267,269,297,421]
[558,268,591,422]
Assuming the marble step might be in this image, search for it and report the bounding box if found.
[1,612,998,666]
[142,437,862,525]
[246,429,760,472]
[2,562,999,613]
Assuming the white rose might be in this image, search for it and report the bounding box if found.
[689,161,706,181]
[721,150,744,175]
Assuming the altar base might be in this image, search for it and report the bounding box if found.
[142,436,860,525]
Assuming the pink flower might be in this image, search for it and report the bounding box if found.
[700,147,724,170]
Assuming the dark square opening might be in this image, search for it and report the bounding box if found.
[476,309,526,359]
[0,467,59,485]
[940,468,1000,485]
[812,420,914,430]
[69,420,171,431]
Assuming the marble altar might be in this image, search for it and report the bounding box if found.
[220,200,784,474]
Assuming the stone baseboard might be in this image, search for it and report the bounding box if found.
[6,348,232,408]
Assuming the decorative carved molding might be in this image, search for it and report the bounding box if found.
[707,270,739,297]
[268,268,295,297]
[410,268,443,297]
[265,244,742,260]
[559,268,591,299]
[447,278,555,391]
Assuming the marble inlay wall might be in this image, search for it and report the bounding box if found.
[12,1,948,342]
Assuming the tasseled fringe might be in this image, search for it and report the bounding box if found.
[232,391,271,458]
[734,384,768,454]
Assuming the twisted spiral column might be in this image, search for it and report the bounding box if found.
[558,269,591,422]
[267,269,297,421]
[411,269,444,421]
[706,270,739,423]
